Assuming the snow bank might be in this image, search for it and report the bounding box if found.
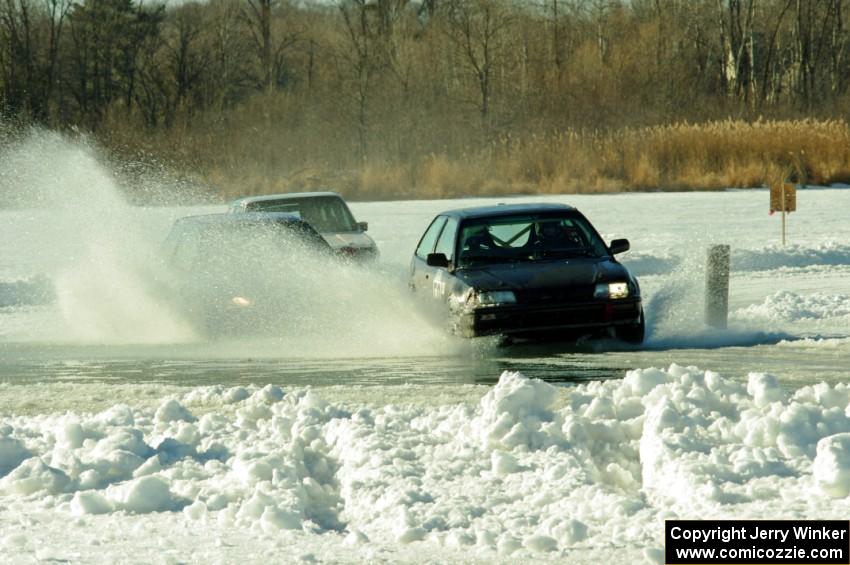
[1,368,850,561]
[733,242,850,272]
[733,290,850,322]
[620,252,681,277]
[814,434,850,498]
[618,242,850,278]
[0,435,31,475]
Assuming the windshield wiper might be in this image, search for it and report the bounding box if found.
[460,254,526,266]
[536,248,598,259]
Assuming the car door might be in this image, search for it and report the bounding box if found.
[409,215,447,294]
[429,216,459,302]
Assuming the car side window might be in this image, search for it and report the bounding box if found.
[434,217,459,261]
[415,216,448,259]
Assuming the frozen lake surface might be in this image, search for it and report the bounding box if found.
[2,185,850,397]
[0,133,849,563]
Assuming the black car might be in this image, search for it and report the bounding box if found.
[161,213,332,335]
[409,203,644,343]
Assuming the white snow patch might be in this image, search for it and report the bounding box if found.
[814,434,850,498]
[0,457,71,495]
[155,399,196,423]
[734,290,850,322]
[107,475,180,513]
[733,242,850,272]
[620,251,681,276]
[0,435,31,476]
[1,368,850,561]
[71,490,114,515]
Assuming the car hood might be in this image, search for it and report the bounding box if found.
[321,232,376,250]
[454,258,632,291]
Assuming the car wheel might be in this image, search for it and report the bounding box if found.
[616,309,645,344]
[497,334,515,348]
[446,311,464,337]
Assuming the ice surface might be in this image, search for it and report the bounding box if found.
[1,135,850,562]
[1,368,849,562]
[1,134,850,370]
[3,134,850,355]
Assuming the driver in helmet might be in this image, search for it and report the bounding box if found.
[534,220,569,247]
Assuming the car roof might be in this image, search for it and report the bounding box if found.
[437,202,577,219]
[228,191,343,206]
[166,213,331,249]
[171,212,315,230]
[172,212,318,233]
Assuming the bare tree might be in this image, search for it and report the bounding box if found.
[0,0,66,120]
[206,0,253,111]
[242,0,301,91]
[160,3,208,124]
[42,0,70,121]
[335,0,407,163]
[758,0,793,109]
[0,0,35,116]
[244,0,272,90]
[716,0,756,104]
[825,0,847,96]
[441,0,513,121]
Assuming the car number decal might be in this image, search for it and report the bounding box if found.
[432,271,446,297]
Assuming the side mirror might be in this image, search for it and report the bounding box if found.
[357,221,368,232]
[609,238,630,255]
[426,252,449,268]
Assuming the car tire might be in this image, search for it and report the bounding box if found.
[497,334,515,347]
[616,309,645,344]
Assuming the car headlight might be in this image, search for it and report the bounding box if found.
[594,282,630,299]
[475,290,517,306]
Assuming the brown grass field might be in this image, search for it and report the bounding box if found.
[105,118,850,202]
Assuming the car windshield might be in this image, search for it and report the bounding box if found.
[245,196,357,232]
[456,213,608,267]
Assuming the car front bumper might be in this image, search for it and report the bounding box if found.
[334,245,379,262]
[456,298,642,338]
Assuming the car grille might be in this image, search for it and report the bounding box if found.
[521,305,604,327]
[514,286,594,304]
[473,300,640,335]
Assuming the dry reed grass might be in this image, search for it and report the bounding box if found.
[104,118,850,201]
[337,119,850,200]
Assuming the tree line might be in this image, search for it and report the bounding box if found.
[2,0,850,197]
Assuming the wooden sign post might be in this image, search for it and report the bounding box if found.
[705,244,731,329]
[770,182,796,245]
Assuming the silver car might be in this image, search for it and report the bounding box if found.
[227,191,378,261]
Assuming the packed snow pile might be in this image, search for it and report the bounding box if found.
[733,290,850,322]
[2,368,850,562]
[619,251,681,277]
[733,242,850,272]
[613,242,850,278]
[814,433,850,498]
